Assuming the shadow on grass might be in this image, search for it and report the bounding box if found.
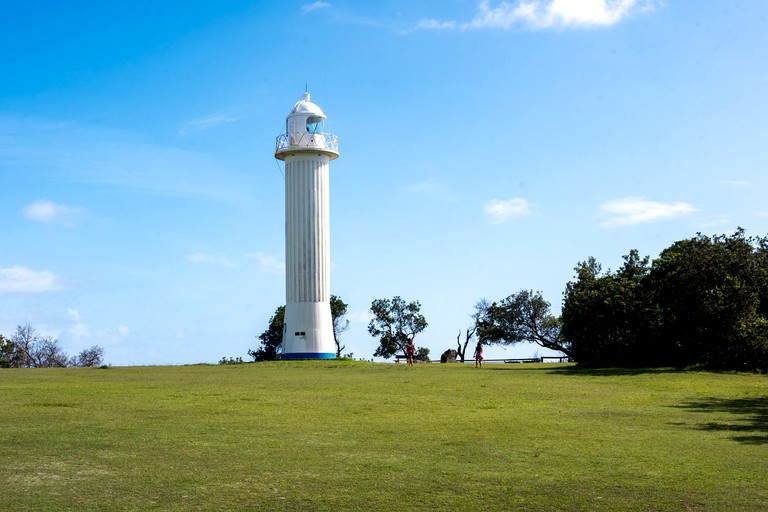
[481,364,688,377]
[674,396,768,445]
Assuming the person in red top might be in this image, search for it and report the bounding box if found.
[406,337,416,367]
[473,341,484,368]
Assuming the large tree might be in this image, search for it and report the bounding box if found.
[560,229,768,371]
[649,229,768,370]
[368,296,428,359]
[561,251,656,366]
[477,290,572,358]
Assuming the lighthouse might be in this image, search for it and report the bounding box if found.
[275,92,339,359]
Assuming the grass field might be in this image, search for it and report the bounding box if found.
[1,361,766,511]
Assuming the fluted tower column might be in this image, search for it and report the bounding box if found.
[275,93,339,359]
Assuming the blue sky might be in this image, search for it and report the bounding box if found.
[1,1,767,365]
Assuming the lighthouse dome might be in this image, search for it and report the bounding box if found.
[290,92,326,119]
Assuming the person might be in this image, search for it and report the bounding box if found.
[473,342,484,368]
[406,337,416,367]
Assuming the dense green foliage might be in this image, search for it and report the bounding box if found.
[368,296,428,359]
[249,305,285,361]
[1,363,766,511]
[562,230,768,370]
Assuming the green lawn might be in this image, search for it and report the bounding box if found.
[1,361,766,511]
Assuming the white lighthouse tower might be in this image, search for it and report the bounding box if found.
[275,92,339,359]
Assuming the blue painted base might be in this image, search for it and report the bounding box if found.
[281,352,336,360]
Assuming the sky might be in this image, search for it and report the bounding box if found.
[1,0,767,366]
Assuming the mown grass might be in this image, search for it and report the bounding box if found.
[1,361,766,511]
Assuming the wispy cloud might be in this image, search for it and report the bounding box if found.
[484,198,531,223]
[179,111,240,136]
[23,200,85,226]
[0,265,64,293]
[717,179,750,186]
[0,117,250,202]
[408,0,659,33]
[67,308,92,339]
[186,253,238,268]
[599,197,696,227]
[301,1,331,15]
[347,309,373,325]
[249,253,285,274]
[404,177,454,201]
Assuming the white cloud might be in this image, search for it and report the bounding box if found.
[301,1,331,14]
[67,308,92,339]
[347,309,374,324]
[249,253,285,274]
[118,324,130,336]
[484,198,531,223]
[186,253,238,268]
[599,197,696,227]
[24,200,85,226]
[411,0,658,33]
[0,265,64,293]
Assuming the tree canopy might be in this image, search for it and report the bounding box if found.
[249,305,285,361]
[368,296,428,359]
[561,229,768,371]
[477,290,572,357]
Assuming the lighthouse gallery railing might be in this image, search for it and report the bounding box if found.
[275,132,339,154]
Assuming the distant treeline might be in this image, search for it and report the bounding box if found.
[0,324,104,368]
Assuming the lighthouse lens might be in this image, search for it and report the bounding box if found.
[306,116,324,134]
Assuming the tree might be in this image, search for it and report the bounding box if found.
[73,346,105,367]
[456,299,487,363]
[560,230,768,371]
[0,334,15,368]
[561,251,656,366]
[649,229,768,370]
[415,346,431,362]
[1,325,105,369]
[477,290,572,357]
[368,296,428,359]
[249,306,285,361]
[11,324,69,368]
[330,295,350,357]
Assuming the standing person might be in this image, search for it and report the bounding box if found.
[406,337,416,367]
[473,342,484,368]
